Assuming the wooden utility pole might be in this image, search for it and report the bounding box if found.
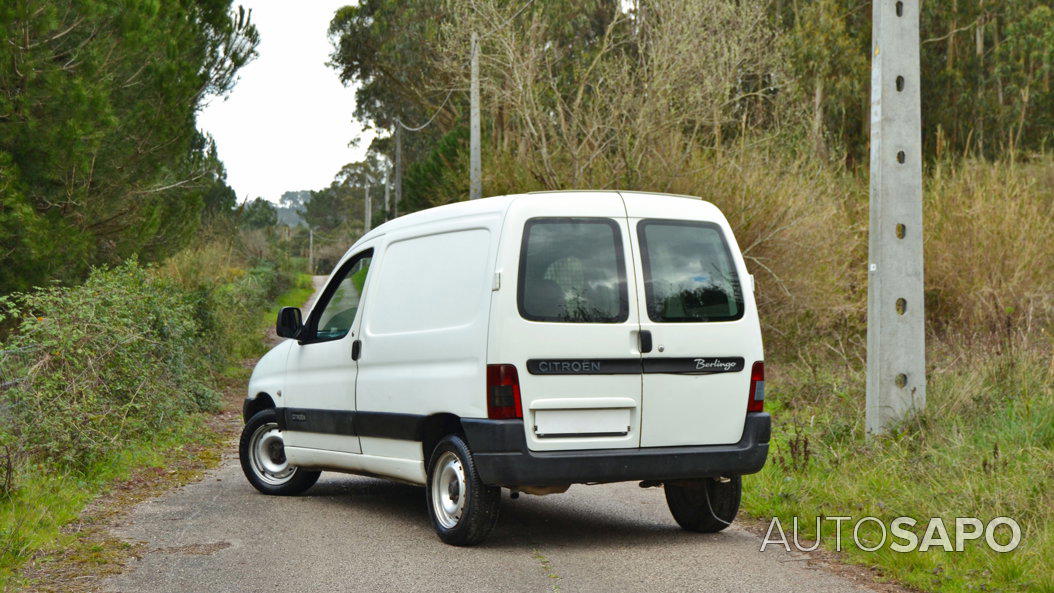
[308,226,314,275]
[469,32,482,199]
[867,0,926,434]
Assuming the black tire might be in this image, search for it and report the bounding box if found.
[425,434,500,546]
[239,408,320,495]
[664,476,741,533]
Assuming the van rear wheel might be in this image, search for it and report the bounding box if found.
[426,435,500,546]
[664,476,741,533]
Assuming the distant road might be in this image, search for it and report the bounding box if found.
[101,276,874,593]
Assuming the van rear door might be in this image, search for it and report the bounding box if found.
[621,193,763,447]
[493,192,643,451]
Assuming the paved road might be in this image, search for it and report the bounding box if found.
[103,468,873,593]
[101,277,873,593]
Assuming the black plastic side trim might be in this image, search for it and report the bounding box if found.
[525,356,745,375]
[354,411,421,440]
[526,358,641,375]
[276,408,424,441]
[462,413,771,487]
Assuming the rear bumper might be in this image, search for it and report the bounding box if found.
[462,412,770,487]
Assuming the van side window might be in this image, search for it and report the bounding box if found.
[312,252,372,341]
[637,220,743,322]
[518,218,628,323]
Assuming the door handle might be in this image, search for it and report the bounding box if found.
[351,339,362,360]
[639,330,653,353]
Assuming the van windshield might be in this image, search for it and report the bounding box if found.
[637,220,743,322]
[518,218,628,323]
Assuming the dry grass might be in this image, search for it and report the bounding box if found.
[925,158,1054,343]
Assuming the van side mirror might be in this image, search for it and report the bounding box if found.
[276,307,303,339]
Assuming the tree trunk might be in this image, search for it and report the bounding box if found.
[947,0,958,70]
[713,104,722,157]
[812,76,827,159]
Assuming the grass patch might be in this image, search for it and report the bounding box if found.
[0,414,220,591]
[742,347,1054,593]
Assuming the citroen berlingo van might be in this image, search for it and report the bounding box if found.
[239,191,770,545]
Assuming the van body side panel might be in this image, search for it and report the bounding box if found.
[620,193,764,447]
[283,446,427,484]
[355,212,503,460]
[488,193,645,452]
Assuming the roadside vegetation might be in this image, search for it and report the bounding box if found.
[0,227,305,589]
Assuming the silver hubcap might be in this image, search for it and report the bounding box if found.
[430,451,467,529]
[249,422,296,485]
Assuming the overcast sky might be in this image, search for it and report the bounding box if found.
[197,0,373,204]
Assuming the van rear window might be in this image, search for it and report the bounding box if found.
[638,220,744,322]
[518,218,628,323]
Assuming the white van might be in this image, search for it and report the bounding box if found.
[240,191,769,545]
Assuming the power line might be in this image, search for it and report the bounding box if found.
[391,0,536,134]
[394,88,455,132]
[387,0,537,207]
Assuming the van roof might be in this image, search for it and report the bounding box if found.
[528,189,704,201]
[353,190,717,248]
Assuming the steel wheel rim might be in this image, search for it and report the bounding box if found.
[249,422,296,485]
[431,451,467,529]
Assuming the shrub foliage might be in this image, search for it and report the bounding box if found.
[0,262,216,471]
[0,245,298,479]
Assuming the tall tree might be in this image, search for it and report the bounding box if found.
[0,0,258,292]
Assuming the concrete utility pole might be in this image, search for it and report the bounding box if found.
[383,169,391,222]
[866,0,926,435]
[364,183,372,232]
[469,32,482,200]
[394,126,402,218]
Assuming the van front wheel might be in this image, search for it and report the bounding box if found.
[664,476,741,533]
[239,408,320,495]
[426,435,500,546]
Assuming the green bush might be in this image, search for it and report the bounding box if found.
[0,261,219,472]
[0,235,303,583]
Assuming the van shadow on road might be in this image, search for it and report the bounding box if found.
[301,474,735,552]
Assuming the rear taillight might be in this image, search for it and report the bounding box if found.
[487,364,522,419]
[747,361,765,413]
